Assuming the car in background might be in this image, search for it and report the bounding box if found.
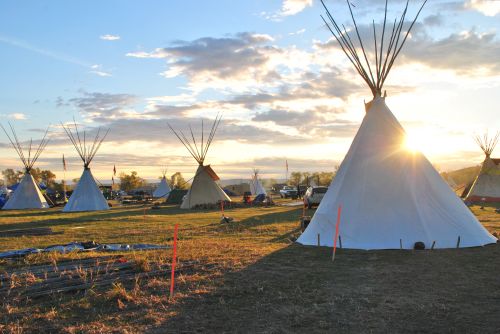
[279,186,298,199]
[304,186,328,209]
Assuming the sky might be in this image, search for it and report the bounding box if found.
[0,0,500,183]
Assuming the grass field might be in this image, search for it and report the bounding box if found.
[0,200,499,333]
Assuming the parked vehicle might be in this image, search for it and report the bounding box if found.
[279,186,298,199]
[304,186,328,209]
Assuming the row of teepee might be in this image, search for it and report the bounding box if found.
[1,122,109,212]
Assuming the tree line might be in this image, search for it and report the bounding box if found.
[0,168,189,193]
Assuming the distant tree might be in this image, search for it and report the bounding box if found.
[289,171,302,186]
[2,168,23,185]
[119,171,146,192]
[170,172,189,189]
[29,168,57,185]
[51,181,65,193]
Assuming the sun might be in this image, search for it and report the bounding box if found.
[404,134,422,152]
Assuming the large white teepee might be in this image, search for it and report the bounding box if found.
[168,115,231,209]
[1,124,50,210]
[250,169,267,196]
[298,0,496,249]
[465,132,500,203]
[153,169,171,198]
[62,121,110,212]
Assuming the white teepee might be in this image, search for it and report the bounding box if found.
[1,124,50,210]
[168,115,231,209]
[62,121,110,212]
[250,169,267,196]
[298,0,496,249]
[465,132,500,202]
[153,169,171,198]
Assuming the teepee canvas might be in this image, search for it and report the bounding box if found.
[465,132,500,202]
[250,169,266,196]
[1,124,50,210]
[62,121,110,212]
[153,169,171,198]
[298,0,496,249]
[168,115,231,209]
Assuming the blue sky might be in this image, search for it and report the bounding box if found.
[1,0,500,182]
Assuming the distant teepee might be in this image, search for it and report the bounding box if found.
[298,0,496,249]
[465,132,500,202]
[250,169,266,196]
[168,115,231,209]
[153,168,171,198]
[1,123,50,210]
[61,121,110,212]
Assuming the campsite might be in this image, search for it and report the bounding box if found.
[0,202,499,333]
[1,0,500,333]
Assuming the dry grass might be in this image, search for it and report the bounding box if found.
[0,201,499,333]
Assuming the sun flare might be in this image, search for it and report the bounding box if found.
[404,134,422,152]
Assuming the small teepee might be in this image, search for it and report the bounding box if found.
[62,121,110,212]
[1,124,50,210]
[250,169,267,196]
[465,132,500,202]
[153,168,171,198]
[168,115,231,209]
[298,0,496,249]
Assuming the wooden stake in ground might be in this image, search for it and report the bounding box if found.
[170,224,179,299]
[332,205,342,262]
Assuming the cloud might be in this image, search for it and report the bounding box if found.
[90,64,112,77]
[289,28,306,36]
[317,20,500,76]
[7,113,28,120]
[403,29,500,75]
[100,34,120,41]
[66,92,137,120]
[261,0,313,20]
[281,0,313,16]
[127,33,279,91]
[465,0,500,16]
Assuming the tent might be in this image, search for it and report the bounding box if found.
[298,0,496,249]
[465,132,500,202]
[250,169,267,196]
[1,124,50,210]
[168,115,231,209]
[153,169,171,199]
[61,121,110,212]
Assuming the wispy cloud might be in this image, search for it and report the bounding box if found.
[100,34,121,41]
[90,64,112,77]
[0,34,90,68]
[1,113,28,120]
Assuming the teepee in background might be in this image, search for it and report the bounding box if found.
[250,169,266,196]
[1,124,50,210]
[62,121,110,212]
[465,132,500,203]
[298,0,496,249]
[168,115,231,209]
[153,168,171,198]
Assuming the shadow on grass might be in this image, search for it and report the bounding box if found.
[0,204,192,231]
[153,243,500,333]
[209,207,306,233]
